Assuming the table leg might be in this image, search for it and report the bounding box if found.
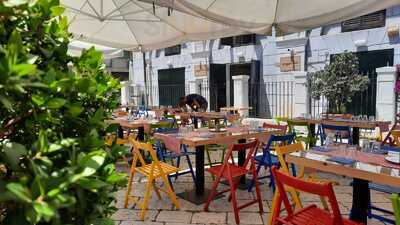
[237,138,251,189]
[117,126,124,138]
[309,123,316,147]
[193,116,199,129]
[350,178,369,223]
[176,145,222,205]
[195,145,205,195]
[352,127,360,145]
[136,126,145,141]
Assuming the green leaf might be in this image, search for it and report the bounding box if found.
[12,64,36,76]
[76,77,91,92]
[45,98,66,109]
[2,142,27,170]
[77,151,106,177]
[106,173,126,184]
[77,178,108,190]
[50,6,65,17]
[33,201,55,221]
[31,94,46,106]
[0,94,13,110]
[67,103,83,117]
[48,143,62,153]
[6,183,32,203]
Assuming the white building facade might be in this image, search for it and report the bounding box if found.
[126,5,400,122]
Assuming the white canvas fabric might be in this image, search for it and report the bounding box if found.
[145,0,400,34]
[68,40,124,58]
[62,0,246,51]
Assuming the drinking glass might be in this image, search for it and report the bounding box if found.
[362,115,368,121]
[369,115,375,121]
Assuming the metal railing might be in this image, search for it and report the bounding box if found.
[126,80,295,119]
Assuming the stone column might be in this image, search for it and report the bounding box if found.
[120,81,130,106]
[376,66,397,123]
[293,71,308,117]
[232,75,250,116]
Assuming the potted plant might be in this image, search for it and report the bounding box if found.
[0,1,127,224]
[308,52,369,114]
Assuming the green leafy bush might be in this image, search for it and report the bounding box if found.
[308,52,369,113]
[0,0,127,224]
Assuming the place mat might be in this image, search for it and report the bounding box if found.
[154,133,182,154]
[312,146,333,152]
[310,148,400,170]
[327,156,356,165]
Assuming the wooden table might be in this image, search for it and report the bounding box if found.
[106,118,161,141]
[285,117,391,145]
[154,126,281,205]
[285,147,400,223]
[174,112,227,128]
[220,107,252,114]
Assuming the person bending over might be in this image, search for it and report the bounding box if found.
[179,94,208,112]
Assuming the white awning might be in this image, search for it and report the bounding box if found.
[68,40,124,58]
[143,0,400,34]
[62,0,246,51]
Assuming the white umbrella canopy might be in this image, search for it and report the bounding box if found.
[61,0,246,50]
[68,40,124,58]
[145,0,400,34]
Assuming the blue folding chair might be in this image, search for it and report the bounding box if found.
[248,133,295,192]
[366,145,400,224]
[155,128,196,186]
[320,123,352,145]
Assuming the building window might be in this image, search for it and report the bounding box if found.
[341,10,386,32]
[220,34,256,47]
[164,45,181,56]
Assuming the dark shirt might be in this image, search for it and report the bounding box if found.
[186,94,208,111]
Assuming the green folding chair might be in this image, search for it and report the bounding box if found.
[287,120,316,149]
[391,194,400,225]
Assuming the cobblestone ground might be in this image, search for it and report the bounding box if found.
[112,151,395,225]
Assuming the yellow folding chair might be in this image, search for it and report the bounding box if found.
[105,134,130,146]
[124,139,180,220]
[268,143,333,225]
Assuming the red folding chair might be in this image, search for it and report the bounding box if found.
[204,140,263,225]
[271,167,363,225]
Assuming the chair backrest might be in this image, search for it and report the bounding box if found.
[391,194,400,225]
[271,167,343,224]
[391,130,400,146]
[257,134,295,165]
[263,122,287,134]
[275,143,304,175]
[222,140,259,170]
[129,138,160,166]
[287,120,311,135]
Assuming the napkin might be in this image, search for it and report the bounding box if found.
[327,156,356,165]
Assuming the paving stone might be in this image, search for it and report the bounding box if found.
[191,212,227,224]
[156,210,193,223]
[227,212,263,224]
[111,209,158,221]
[120,221,163,225]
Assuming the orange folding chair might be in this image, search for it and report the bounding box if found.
[124,139,180,220]
[271,167,363,225]
[268,143,335,225]
[204,140,263,225]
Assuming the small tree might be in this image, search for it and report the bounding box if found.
[308,52,369,113]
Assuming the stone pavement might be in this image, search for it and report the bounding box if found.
[112,152,395,225]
